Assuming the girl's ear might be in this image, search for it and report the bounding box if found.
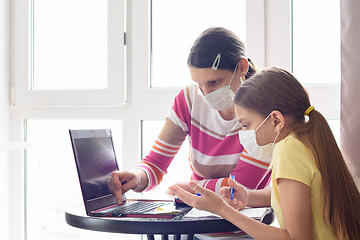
[271,110,285,132]
[238,58,249,77]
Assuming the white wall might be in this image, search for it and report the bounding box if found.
[0,0,11,239]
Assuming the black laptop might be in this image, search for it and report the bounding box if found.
[69,129,191,218]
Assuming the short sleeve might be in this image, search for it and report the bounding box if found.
[272,136,316,187]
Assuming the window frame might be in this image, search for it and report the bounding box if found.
[129,0,266,107]
[12,0,126,108]
[9,1,340,239]
[265,0,340,120]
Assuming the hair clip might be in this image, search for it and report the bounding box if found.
[212,53,221,70]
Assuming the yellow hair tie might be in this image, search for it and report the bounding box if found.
[304,106,315,116]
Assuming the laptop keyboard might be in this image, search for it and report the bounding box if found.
[106,201,168,214]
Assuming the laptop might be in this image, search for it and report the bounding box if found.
[69,129,191,218]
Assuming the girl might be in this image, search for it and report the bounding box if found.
[169,68,360,239]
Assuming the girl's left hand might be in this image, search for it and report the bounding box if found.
[168,181,228,215]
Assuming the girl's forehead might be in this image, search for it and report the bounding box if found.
[235,105,262,120]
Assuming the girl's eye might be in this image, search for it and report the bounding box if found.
[241,125,248,130]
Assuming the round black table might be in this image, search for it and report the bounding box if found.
[65,205,274,240]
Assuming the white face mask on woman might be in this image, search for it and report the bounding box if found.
[200,65,238,111]
[238,112,280,163]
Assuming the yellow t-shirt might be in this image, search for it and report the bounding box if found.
[270,134,337,240]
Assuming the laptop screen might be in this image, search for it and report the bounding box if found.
[70,129,119,212]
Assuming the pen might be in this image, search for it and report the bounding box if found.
[230,175,235,200]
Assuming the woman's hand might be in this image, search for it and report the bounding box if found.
[168,181,229,215]
[219,177,249,210]
[107,170,146,204]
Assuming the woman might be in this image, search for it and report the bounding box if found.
[169,68,360,239]
[108,27,271,204]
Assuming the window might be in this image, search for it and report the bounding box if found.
[31,0,108,90]
[25,120,130,240]
[10,1,340,240]
[13,0,125,107]
[292,0,340,137]
[13,1,259,239]
[292,0,340,85]
[130,0,263,107]
[151,0,246,88]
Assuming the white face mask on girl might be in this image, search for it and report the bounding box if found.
[238,113,280,163]
[200,65,238,111]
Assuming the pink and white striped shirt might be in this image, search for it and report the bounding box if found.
[136,84,271,194]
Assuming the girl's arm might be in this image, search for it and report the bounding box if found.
[170,179,312,240]
[218,177,271,210]
[246,187,271,208]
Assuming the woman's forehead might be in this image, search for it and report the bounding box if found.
[189,67,230,83]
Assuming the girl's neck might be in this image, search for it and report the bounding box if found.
[276,116,297,143]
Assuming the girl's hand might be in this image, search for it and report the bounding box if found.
[219,177,249,210]
[168,181,227,215]
[166,181,196,195]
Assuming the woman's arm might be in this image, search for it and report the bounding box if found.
[169,178,312,240]
[193,151,272,195]
[110,87,190,198]
[136,118,188,191]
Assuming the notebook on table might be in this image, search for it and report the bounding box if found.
[69,129,191,218]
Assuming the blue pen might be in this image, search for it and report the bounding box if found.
[230,175,235,200]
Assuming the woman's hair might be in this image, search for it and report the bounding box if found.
[234,67,360,240]
[187,27,258,79]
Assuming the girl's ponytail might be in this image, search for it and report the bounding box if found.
[293,109,360,240]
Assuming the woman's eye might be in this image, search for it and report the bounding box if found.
[241,125,248,130]
[208,80,219,87]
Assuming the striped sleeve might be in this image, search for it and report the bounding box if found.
[196,151,272,194]
[135,88,190,190]
[197,177,232,195]
[166,87,191,133]
[136,138,182,191]
[230,150,271,190]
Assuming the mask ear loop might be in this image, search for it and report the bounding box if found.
[212,53,221,70]
[228,64,238,86]
[255,113,272,132]
[272,132,280,145]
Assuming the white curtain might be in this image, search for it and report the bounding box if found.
[340,0,360,181]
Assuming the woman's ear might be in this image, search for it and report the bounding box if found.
[271,110,285,132]
[238,58,249,77]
